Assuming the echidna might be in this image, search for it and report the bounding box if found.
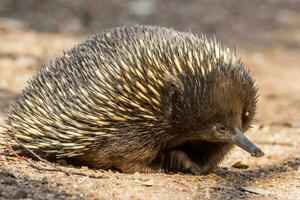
[4,25,264,174]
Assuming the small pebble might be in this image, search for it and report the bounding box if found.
[14,190,28,198]
[142,179,155,186]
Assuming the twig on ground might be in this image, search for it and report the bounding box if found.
[1,135,22,158]
[258,121,300,129]
[256,141,293,146]
[199,186,263,195]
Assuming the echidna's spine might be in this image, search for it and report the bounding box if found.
[6,25,242,159]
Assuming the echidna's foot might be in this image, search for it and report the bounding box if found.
[163,150,207,175]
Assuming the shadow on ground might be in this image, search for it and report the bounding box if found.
[0,170,82,199]
[209,156,300,199]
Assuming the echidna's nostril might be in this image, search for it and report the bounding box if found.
[252,148,264,157]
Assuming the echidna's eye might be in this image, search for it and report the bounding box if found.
[216,124,227,133]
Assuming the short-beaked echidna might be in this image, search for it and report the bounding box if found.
[5,25,264,174]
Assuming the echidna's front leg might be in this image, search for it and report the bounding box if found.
[163,150,205,175]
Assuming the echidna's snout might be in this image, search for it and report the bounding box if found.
[231,128,264,157]
[211,124,264,157]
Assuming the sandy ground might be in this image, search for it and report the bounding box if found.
[0,0,300,199]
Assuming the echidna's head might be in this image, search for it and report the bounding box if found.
[171,61,264,157]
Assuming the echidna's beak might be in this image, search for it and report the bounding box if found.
[232,128,264,157]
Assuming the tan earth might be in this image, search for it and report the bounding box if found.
[0,0,300,199]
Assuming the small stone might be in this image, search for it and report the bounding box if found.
[80,166,89,170]
[14,190,28,198]
[141,179,155,186]
[41,176,48,184]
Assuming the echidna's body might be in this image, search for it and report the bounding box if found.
[5,25,263,174]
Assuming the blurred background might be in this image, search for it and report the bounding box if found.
[0,1,300,199]
[1,0,300,124]
[1,0,300,49]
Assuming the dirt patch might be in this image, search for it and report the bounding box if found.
[1,127,300,199]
